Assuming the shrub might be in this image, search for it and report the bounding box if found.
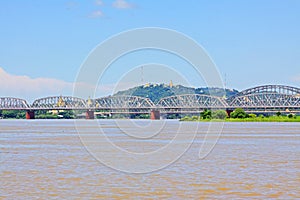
[248,113,257,118]
[212,110,228,119]
[201,109,211,119]
[276,112,281,117]
[180,116,192,121]
[230,108,248,119]
[191,116,200,121]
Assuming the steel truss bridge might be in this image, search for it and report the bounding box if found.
[1,85,300,118]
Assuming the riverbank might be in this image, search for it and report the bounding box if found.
[180,116,300,122]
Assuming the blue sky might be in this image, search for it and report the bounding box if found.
[0,0,300,101]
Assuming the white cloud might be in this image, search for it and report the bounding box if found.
[89,10,104,18]
[112,0,134,9]
[0,67,73,102]
[0,67,116,103]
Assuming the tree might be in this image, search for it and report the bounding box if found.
[230,108,248,119]
[212,110,228,119]
[276,112,281,117]
[0,110,26,119]
[59,110,75,119]
[201,109,211,119]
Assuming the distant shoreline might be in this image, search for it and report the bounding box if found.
[0,118,300,122]
[179,117,300,123]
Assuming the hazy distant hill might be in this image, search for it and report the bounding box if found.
[114,83,239,103]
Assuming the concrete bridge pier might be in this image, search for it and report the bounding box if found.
[150,110,160,120]
[26,110,35,119]
[86,110,95,119]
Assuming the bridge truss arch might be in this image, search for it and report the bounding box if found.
[228,85,300,113]
[237,85,300,96]
[157,94,228,114]
[0,97,30,110]
[31,96,87,109]
[93,95,155,109]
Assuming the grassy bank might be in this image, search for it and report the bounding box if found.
[180,116,300,122]
[180,108,300,122]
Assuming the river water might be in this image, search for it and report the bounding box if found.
[1,120,299,199]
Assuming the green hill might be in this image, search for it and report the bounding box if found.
[114,83,239,103]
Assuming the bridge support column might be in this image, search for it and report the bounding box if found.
[86,110,95,120]
[150,110,160,120]
[226,109,234,118]
[26,110,35,119]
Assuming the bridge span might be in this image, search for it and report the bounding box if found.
[0,85,300,119]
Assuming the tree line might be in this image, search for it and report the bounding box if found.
[180,108,298,121]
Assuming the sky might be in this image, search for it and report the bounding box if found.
[0,0,300,102]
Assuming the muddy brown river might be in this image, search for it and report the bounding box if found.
[1,120,299,199]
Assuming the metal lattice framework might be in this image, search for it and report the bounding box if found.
[1,85,300,114]
[157,94,228,109]
[229,85,300,112]
[237,85,300,96]
[93,95,155,109]
[31,96,86,109]
[229,93,300,108]
[0,97,30,109]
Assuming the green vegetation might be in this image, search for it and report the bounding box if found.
[35,110,75,119]
[225,115,300,122]
[180,108,300,122]
[96,113,150,119]
[212,110,228,120]
[0,109,150,120]
[230,108,248,118]
[0,110,76,119]
[200,109,212,119]
[180,116,199,121]
[114,83,239,103]
[36,114,59,119]
[180,109,228,121]
[276,112,281,117]
[0,110,26,119]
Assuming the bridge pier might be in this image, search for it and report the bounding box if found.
[226,109,234,117]
[26,110,35,119]
[150,110,160,120]
[86,110,95,119]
